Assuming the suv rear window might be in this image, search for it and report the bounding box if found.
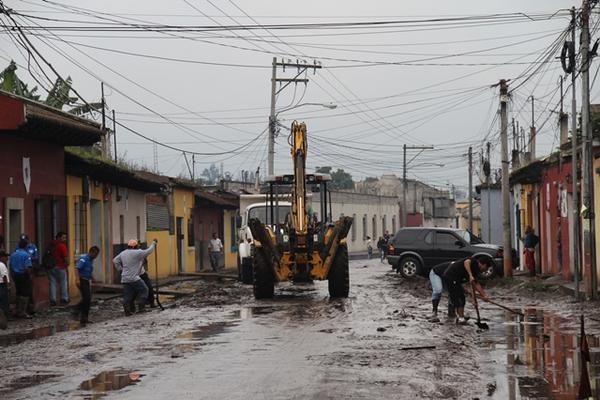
[393,229,422,245]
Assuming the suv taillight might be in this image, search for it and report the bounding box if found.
[388,244,395,253]
[496,249,503,258]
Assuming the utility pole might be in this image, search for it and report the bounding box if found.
[499,79,513,277]
[402,144,434,227]
[112,110,117,164]
[101,82,107,158]
[403,144,407,227]
[486,142,492,243]
[529,95,536,162]
[570,6,581,300]
[580,0,597,299]
[268,57,321,176]
[468,146,473,232]
[192,154,196,182]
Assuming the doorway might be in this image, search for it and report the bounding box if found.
[90,200,103,282]
[176,217,184,273]
[5,198,24,251]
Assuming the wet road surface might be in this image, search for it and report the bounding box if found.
[2,259,599,399]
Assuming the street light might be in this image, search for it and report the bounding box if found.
[276,102,337,117]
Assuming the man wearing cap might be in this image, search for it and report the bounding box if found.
[113,238,157,315]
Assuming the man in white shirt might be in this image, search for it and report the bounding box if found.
[208,232,223,272]
[0,250,10,329]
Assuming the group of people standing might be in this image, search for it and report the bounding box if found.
[0,231,161,329]
[366,230,391,261]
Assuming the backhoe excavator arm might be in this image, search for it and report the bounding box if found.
[290,121,308,237]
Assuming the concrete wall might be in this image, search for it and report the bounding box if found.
[111,187,147,246]
[0,135,66,248]
[172,187,195,273]
[313,191,399,254]
[66,175,114,297]
[145,230,173,278]
[480,188,503,245]
[223,209,237,268]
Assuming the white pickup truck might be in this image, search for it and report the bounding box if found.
[237,193,312,283]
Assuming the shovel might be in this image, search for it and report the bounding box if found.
[470,281,489,330]
[154,242,164,311]
[477,296,524,317]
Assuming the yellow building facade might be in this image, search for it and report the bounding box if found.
[65,175,112,298]
[145,182,197,278]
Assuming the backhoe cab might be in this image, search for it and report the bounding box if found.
[248,121,353,299]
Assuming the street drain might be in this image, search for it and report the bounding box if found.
[79,369,143,395]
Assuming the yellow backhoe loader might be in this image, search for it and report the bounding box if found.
[248,121,353,299]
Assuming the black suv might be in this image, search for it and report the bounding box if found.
[387,227,509,279]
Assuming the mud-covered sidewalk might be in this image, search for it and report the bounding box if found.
[1,259,599,399]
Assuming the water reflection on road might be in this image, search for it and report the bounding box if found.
[479,307,600,399]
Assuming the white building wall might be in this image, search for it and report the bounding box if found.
[313,191,399,254]
[111,187,148,245]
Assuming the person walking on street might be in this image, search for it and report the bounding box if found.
[75,246,99,325]
[523,226,539,277]
[9,239,33,318]
[429,257,490,324]
[18,234,39,315]
[366,236,373,260]
[208,232,223,272]
[0,251,10,329]
[49,232,70,306]
[113,239,156,315]
[377,236,387,263]
[136,240,156,308]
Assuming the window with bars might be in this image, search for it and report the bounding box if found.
[372,215,377,238]
[74,198,88,255]
[351,213,356,241]
[392,216,397,234]
[362,214,368,240]
[382,215,387,234]
[188,218,195,247]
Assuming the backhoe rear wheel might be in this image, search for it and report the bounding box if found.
[253,250,274,299]
[328,244,349,298]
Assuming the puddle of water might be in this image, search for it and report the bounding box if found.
[231,306,277,320]
[1,373,61,393]
[479,307,600,399]
[0,320,80,347]
[177,321,235,342]
[79,369,143,396]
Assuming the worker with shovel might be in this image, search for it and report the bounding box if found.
[429,257,489,325]
[113,239,157,316]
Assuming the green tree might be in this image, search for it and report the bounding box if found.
[201,163,221,185]
[0,60,79,110]
[315,166,354,190]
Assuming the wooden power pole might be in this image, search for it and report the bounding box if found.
[499,79,513,278]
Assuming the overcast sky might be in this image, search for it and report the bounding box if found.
[1,0,594,191]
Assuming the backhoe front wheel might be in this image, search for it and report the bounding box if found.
[253,251,274,299]
[328,245,349,298]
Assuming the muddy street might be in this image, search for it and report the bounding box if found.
[1,259,599,400]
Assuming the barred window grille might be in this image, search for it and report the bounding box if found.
[74,198,88,255]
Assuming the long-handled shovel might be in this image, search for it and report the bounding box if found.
[154,243,164,311]
[471,281,489,330]
[477,296,523,317]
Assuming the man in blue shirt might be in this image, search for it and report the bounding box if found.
[17,234,39,264]
[75,246,100,325]
[10,238,33,318]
